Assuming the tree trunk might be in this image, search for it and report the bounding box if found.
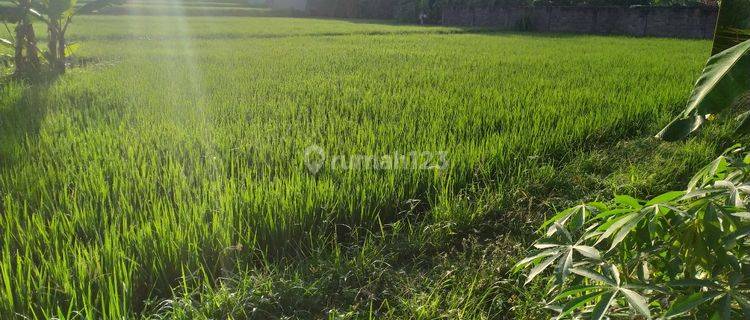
[14,21,25,74]
[13,3,40,77]
[48,24,58,70]
[24,23,38,66]
[57,30,66,73]
[46,21,66,74]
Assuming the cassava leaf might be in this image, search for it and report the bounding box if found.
[570,267,617,287]
[551,285,599,302]
[525,254,559,285]
[573,245,600,260]
[596,212,639,245]
[712,295,731,320]
[559,290,605,318]
[645,191,685,205]
[620,288,651,319]
[590,291,616,320]
[669,279,721,288]
[665,291,723,318]
[688,156,728,191]
[556,249,573,284]
[609,213,645,250]
[512,247,560,272]
[615,195,642,209]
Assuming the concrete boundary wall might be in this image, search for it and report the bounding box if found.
[442,6,717,38]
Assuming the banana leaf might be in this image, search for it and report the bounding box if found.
[656,0,750,141]
[656,39,750,141]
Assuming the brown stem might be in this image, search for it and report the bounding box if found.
[13,0,40,76]
[57,30,65,73]
[25,23,38,66]
[48,24,58,68]
[14,22,24,73]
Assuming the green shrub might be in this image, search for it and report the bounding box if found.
[515,145,750,319]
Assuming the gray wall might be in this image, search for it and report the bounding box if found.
[443,6,717,38]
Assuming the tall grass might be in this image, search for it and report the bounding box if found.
[0,15,712,318]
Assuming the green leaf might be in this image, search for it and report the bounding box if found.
[609,264,621,287]
[665,292,723,318]
[688,156,728,191]
[559,290,605,318]
[724,226,750,249]
[609,213,644,250]
[541,204,591,230]
[669,279,720,288]
[615,195,643,209]
[736,111,750,134]
[547,222,572,242]
[43,0,78,19]
[541,207,575,230]
[533,243,560,249]
[556,249,573,284]
[713,295,732,320]
[573,245,600,260]
[592,208,632,221]
[620,288,651,319]
[551,285,599,302]
[570,267,617,287]
[596,212,638,245]
[64,42,79,57]
[646,191,685,205]
[525,254,559,285]
[656,116,705,142]
[590,291,616,320]
[512,248,560,273]
[656,39,750,141]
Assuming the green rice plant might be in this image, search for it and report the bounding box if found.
[0,13,716,319]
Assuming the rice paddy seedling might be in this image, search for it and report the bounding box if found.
[0,11,721,319]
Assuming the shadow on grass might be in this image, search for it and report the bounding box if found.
[0,71,60,170]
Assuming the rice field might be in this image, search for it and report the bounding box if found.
[0,12,719,319]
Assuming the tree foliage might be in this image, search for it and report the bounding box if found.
[519,2,750,316]
[0,0,119,76]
